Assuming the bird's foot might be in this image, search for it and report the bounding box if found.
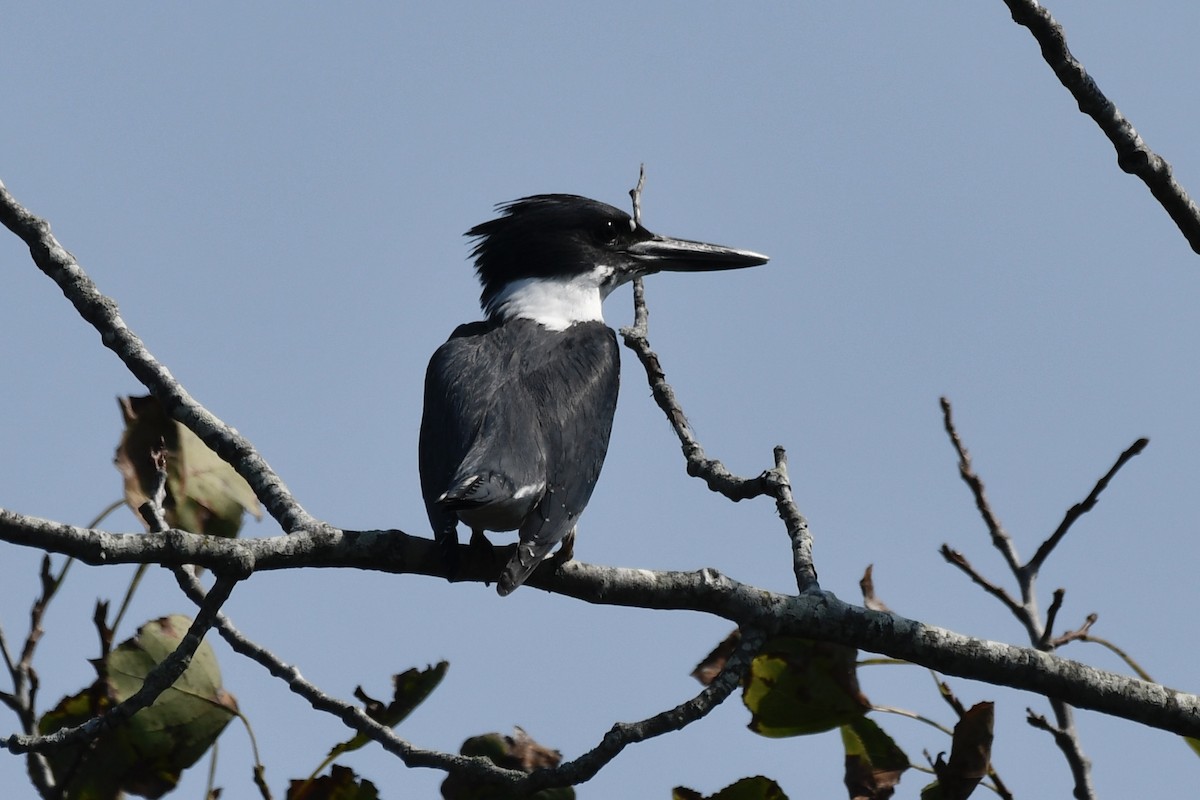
[467,528,501,586]
[437,532,463,582]
[550,528,576,566]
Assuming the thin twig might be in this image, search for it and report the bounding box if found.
[1026,438,1148,576]
[1040,588,1067,650]
[1074,631,1152,682]
[109,565,148,639]
[628,164,646,226]
[620,280,774,502]
[1049,614,1098,649]
[768,448,817,592]
[939,398,1021,574]
[619,280,818,591]
[532,627,766,789]
[939,545,1022,618]
[933,677,967,718]
[1002,0,1200,254]
[871,705,954,738]
[0,626,55,796]
[1027,708,1094,799]
[169,568,527,785]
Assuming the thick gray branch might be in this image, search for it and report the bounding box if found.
[3,508,1198,741]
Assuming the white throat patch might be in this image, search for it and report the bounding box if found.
[488,266,615,331]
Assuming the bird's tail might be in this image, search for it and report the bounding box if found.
[438,472,506,510]
[497,539,560,596]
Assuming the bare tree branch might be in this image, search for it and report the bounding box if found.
[940,398,1022,576]
[939,400,1149,800]
[170,559,764,792]
[620,280,775,503]
[2,507,1198,743]
[939,545,1023,618]
[769,447,817,592]
[619,280,817,590]
[0,556,59,795]
[167,569,524,786]
[628,164,646,226]
[1027,708,1094,799]
[1050,613,1098,650]
[1002,0,1200,254]
[2,575,239,756]
[1040,588,1067,649]
[1026,437,1148,575]
[0,179,320,535]
[532,627,765,790]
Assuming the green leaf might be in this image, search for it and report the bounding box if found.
[742,637,870,737]
[673,776,788,799]
[38,614,237,799]
[116,395,261,537]
[841,716,909,798]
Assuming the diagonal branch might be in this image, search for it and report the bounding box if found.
[0,557,60,796]
[0,178,320,535]
[940,397,1022,576]
[5,508,1200,742]
[173,562,763,793]
[526,627,765,790]
[1,574,239,755]
[1002,0,1200,254]
[168,569,525,785]
[1025,437,1148,576]
[939,545,1022,618]
[620,279,774,502]
[1026,708,1094,797]
[620,280,817,591]
[767,447,817,592]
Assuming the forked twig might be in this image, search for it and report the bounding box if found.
[619,176,815,591]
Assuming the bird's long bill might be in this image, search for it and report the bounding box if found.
[625,233,768,274]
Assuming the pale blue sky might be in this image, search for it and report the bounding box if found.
[3,4,1199,797]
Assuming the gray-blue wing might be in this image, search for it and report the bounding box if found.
[419,321,514,567]
[497,322,620,593]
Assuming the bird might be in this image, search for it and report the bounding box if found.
[419,194,767,595]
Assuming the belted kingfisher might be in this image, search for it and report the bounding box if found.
[419,194,767,595]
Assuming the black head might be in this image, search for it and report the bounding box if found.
[466,194,767,320]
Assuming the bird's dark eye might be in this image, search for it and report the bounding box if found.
[594,219,624,245]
